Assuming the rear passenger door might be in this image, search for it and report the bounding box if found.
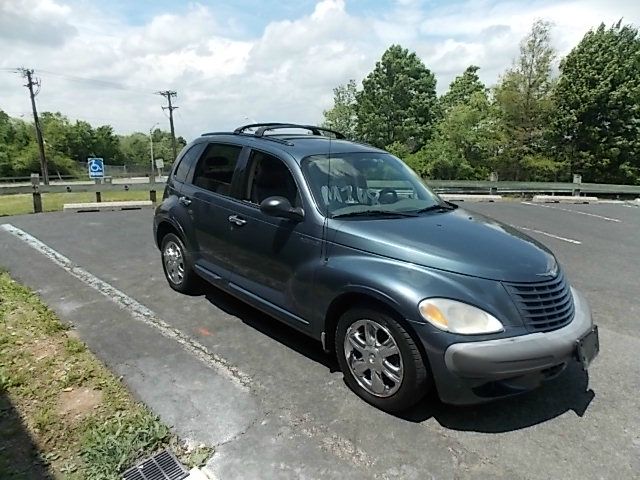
[179,142,246,283]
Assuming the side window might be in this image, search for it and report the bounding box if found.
[244,151,300,207]
[173,145,200,183]
[191,143,242,196]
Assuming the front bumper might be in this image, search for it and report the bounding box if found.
[432,287,597,404]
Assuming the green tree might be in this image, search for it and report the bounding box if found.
[356,45,438,150]
[494,20,558,180]
[92,125,122,164]
[439,65,486,112]
[0,109,181,177]
[410,91,503,179]
[119,133,151,166]
[322,79,358,138]
[67,120,94,163]
[553,22,640,183]
[150,129,186,166]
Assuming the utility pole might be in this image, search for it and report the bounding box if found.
[19,68,49,184]
[156,90,178,161]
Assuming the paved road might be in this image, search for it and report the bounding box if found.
[0,202,638,479]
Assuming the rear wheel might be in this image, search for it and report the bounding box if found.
[161,233,198,294]
[336,306,429,412]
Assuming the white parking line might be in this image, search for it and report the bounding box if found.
[0,223,251,391]
[514,225,582,245]
[521,201,621,222]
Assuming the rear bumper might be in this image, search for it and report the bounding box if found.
[432,287,597,404]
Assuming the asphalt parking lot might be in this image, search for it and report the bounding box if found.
[1,201,638,479]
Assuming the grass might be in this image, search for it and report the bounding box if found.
[0,272,211,479]
[0,191,152,217]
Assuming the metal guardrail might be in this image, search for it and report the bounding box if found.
[1,176,639,214]
[425,180,640,195]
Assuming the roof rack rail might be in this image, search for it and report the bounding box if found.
[201,131,235,136]
[234,123,345,139]
[201,130,294,146]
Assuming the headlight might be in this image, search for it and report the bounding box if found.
[418,298,504,334]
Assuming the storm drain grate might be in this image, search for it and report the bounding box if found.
[122,449,189,480]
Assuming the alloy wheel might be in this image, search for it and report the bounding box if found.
[163,240,184,285]
[343,319,404,397]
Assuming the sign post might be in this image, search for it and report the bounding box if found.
[155,158,164,177]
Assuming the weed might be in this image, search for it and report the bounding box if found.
[0,272,176,479]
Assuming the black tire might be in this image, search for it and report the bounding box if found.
[160,232,199,294]
[335,306,430,412]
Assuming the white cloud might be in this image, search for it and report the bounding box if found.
[0,0,76,46]
[0,0,639,140]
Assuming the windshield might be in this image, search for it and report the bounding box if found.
[300,152,443,217]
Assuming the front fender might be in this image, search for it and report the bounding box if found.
[315,244,524,338]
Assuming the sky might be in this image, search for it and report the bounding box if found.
[1,0,639,140]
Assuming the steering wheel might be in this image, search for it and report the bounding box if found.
[378,188,398,205]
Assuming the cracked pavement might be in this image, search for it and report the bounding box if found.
[0,204,638,479]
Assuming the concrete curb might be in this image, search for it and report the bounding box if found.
[188,467,217,479]
[440,194,503,202]
[63,200,154,212]
[532,195,598,204]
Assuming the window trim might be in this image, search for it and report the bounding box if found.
[240,147,302,210]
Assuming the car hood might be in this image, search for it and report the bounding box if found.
[329,208,557,282]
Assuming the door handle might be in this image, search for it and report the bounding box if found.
[228,214,247,226]
[178,196,191,206]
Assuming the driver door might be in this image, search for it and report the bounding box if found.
[224,149,321,332]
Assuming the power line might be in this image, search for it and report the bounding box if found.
[35,69,155,95]
[17,68,49,185]
[156,90,178,161]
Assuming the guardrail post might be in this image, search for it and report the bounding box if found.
[30,173,42,213]
[489,172,498,195]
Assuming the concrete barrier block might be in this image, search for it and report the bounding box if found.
[440,194,503,202]
[63,201,153,212]
[532,195,598,204]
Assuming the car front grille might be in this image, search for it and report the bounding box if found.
[504,271,575,332]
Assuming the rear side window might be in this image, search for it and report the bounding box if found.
[192,143,242,196]
[173,145,200,183]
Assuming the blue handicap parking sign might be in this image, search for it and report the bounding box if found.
[88,158,104,178]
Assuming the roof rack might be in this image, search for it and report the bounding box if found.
[233,123,345,139]
[201,130,294,146]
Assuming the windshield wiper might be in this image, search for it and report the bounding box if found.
[415,202,457,214]
[332,209,418,219]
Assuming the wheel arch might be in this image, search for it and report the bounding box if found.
[155,219,186,249]
[323,289,427,364]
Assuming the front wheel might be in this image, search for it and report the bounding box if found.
[161,233,198,294]
[336,307,430,412]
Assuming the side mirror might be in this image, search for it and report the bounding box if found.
[260,196,304,221]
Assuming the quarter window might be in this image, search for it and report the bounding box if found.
[192,143,242,195]
[173,145,200,182]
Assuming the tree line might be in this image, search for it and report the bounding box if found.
[323,20,640,184]
[0,110,186,178]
